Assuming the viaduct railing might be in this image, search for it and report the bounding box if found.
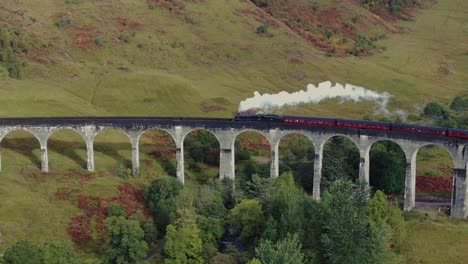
[0,117,466,219]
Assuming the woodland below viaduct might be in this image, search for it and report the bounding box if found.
[0,117,467,219]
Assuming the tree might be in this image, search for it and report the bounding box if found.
[320,180,372,264]
[41,240,81,264]
[108,203,126,218]
[255,233,305,264]
[164,209,204,264]
[386,203,407,252]
[321,137,359,191]
[228,199,265,243]
[368,190,388,224]
[145,176,183,234]
[269,173,305,239]
[423,102,446,117]
[3,240,43,264]
[105,216,148,264]
[320,180,396,263]
[367,191,391,262]
[369,141,406,194]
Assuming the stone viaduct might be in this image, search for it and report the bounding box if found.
[0,117,466,219]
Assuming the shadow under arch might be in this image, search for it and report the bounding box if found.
[47,128,88,170]
[138,128,177,177]
[234,130,272,181]
[183,129,221,183]
[0,129,42,170]
[93,128,132,172]
[278,133,315,193]
[368,140,407,196]
[414,144,454,211]
[320,135,360,192]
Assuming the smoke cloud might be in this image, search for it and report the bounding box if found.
[238,81,392,114]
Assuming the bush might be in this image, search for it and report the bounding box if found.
[423,102,447,117]
[256,24,269,34]
[107,203,126,217]
[0,26,26,79]
[145,176,183,234]
[3,241,43,264]
[119,34,131,43]
[450,96,468,111]
[94,36,103,46]
[56,17,72,28]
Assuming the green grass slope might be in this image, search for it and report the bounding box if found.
[0,0,465,118]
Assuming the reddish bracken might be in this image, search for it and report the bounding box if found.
[416,176,453,193]
[67,215,92,246]
[68,184,150,245]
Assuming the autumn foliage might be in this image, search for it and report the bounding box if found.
[67,184,150,246]
[416,176,452,193]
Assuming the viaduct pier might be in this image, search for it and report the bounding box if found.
[0,117,466,219]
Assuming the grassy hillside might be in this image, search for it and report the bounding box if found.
[0,0,466,119]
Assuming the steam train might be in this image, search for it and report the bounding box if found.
[233,113,468,140]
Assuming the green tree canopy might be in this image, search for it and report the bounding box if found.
[255,233,305,264]
[164,209,204,264]
[104,216,148,264]
[41,240,81,264]
[228,199,265,243]
[3,240,43,264]
[424,101,447,117]
[145,176,183,234]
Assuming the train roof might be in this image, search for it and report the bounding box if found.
[282,115,335,120]
[392,122,447,130]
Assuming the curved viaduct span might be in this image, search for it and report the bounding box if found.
[0,117,467,219]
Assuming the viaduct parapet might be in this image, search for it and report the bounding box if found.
[0,117,467,219]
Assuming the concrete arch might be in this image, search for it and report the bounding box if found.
[365,139,408,161]
[414,143,456,165]
[46,128,88,170]
[233,129,271,147]
[274,131,315,150]
[94,128,132,144]
[366,139,407,192]
[181,128,221,149]
[137,128,177,148]
[277,132,316,193]
[319,134,360,152]
[137,128,177,176]
[0,128,42,146]
[234,129,275,178]
[320,134,361,188]
[412,143,455,212]
[182,128,222,182]
[46,128,87,143]
[0,129,43,172]
[93,128,133,174]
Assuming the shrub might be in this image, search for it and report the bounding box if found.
[119,34,131,43]
[56,17,72,28]
[3,241,43,264]
[423,101,447,117]
[450,96,468,111]
[107,203,126,218]
[256,24,269,34]
[94,36,103,46]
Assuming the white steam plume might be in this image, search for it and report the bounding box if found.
[238,81,392,114]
